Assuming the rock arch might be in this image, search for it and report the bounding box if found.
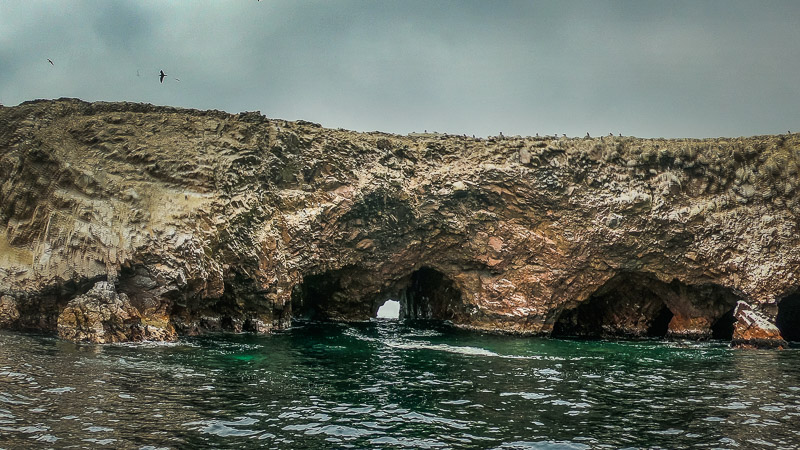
[552,272,741,340]
[290,265,464,323]
[552,273,674,338]
[395,266,461,321]
[290,266,375,322]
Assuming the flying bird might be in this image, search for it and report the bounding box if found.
[159,70,166,83]
[47,59,54,66]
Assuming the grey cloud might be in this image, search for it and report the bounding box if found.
[1,0,799,137]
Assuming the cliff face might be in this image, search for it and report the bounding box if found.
[1,99,798,346]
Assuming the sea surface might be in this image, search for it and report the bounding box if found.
[1,321,799,449]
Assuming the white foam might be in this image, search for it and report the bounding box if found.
[385,341,499,357]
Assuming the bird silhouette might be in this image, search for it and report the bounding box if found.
[47,59,54,66]
[159,70,166,83]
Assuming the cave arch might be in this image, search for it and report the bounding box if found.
[552,273,674,338]
[290,266,463,324]
[396,267,461,321]
[776,293,800,342]
[552,272,740,340]
[290,266,373,322]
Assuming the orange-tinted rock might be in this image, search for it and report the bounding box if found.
[667,315,713,339]
[731,301,786,349]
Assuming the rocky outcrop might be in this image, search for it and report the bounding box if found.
[731,301,786,348]
[57,281,174,343]
[0,295,20,326]
[1,98,798,346]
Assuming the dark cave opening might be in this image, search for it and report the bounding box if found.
[552,273,675,339]
[398,267,460,321]
[290,270,348,322]
[290,266,462,324]
[710,307,737,340]
[552,273,742,341]
[776,293,800,342]
[649,306,675,337]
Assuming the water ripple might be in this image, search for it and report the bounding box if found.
[0,327,798,448]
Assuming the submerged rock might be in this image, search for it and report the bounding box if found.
[1,99,798,347]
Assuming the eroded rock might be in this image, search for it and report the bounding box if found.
[731,301,786,348]
[0,295,20,327]
[0,99,798,346]
[57,281,175,343]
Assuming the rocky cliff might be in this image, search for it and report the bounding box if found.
[1,99,798,346]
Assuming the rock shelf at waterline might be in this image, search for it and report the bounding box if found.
[1,98,798,347]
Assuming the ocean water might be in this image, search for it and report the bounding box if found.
[1,321,799,449]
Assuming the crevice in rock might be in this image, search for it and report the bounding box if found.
[117,264,159,312]
[649,306,675,337]
[776,293,800,342]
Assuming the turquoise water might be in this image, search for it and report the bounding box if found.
[1,321,799,449]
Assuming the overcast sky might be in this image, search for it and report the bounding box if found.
[1,1,799,138]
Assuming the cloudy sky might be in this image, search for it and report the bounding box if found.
[1,0,799,138]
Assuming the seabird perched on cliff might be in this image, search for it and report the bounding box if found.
[159,70,166,83]
[47,59,54,66]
